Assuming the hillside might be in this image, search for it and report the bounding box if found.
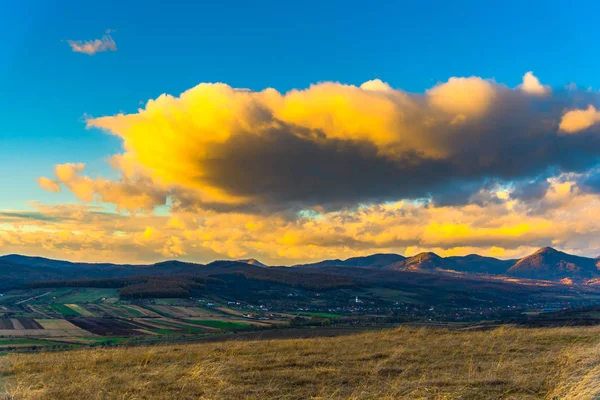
[445,254,515,274]
[3,325,600,399]
[507,247,600,281]
[294,253,405,268]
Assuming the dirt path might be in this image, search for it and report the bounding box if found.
[15,292,51,305]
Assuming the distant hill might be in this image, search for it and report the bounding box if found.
[237,259,268,267]
[507,247,600,281]
[0,254,126,270]
[294,253,405,268]
[446,254,515,274]
[387,252,452,271]
[2,247,600,287]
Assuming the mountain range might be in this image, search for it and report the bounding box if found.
[0,247,599,290]
[292,247,600,282]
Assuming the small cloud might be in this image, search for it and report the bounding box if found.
[37,177,61,193]
[67,33,117,55]
[519,71,550,95]
[559,105,600,133]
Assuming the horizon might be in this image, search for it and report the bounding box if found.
[3,0,600,265]
[0,245,596,266]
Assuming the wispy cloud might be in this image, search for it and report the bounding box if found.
[67,31,117,55]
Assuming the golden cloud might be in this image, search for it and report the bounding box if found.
[20,73,600,263]
[60,73,600,214]
[37,177,61,193]
[560,105,600,133]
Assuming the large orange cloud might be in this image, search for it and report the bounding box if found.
[20,72,600,263]
[36,72,600,213]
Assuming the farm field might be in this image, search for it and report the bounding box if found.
[0,287,294,349]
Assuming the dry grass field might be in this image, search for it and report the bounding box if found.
[2,325,600,399]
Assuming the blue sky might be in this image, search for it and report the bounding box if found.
[2,0,599,211]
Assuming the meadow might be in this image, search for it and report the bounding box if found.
[2,325,600,399]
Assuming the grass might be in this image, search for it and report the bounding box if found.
[183,319,250,330]
[50,304,80,317]
[3,325,600,399]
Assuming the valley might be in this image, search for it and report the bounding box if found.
[1,247,600,351]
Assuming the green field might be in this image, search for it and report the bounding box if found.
[151,298,185,305]
[50,304,80,316]
[82,337,132,345]
[151,320,207,334]
[0,338,65,347]
[363,287,422,304]
[298,311,342,318]
[144,326,180,335]
[114,305,144,317]
[51,288,119,303]
[143,306,173,318]
[184,319,249,329]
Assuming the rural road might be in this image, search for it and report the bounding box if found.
[15,292,51,305]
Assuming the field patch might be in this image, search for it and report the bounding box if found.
[148,319,207,334]
[66,304,94,317]
[33,319,92,337]
[50,304,80,317]
[16,318,43,329]
[125,305,161,317]
[149,306,218,319]
[297,311,342,318]
[0,319,14,329]
[54,289,119,303]
[68,317,150,337]
[0,338,66,348]
[184,319,249,330]
[117,305,144,317]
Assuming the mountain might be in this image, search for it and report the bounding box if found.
[386,253,514,275]
[387,252,455,271]
[507,247,600,281]
[0,254,124,270]
[294,253,405,268]
[446,254,515,274]
[237,259,268,267]
[2,247,600,288]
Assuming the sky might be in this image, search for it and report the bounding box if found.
[1,0,600,264]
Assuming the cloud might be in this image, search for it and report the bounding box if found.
[71,74,600,213]
[559,105,600,133]
[41,163,168,212]
[67,33,117,55]
[37,177,61,193]
[427,76,496,116]
[518,71,550,95]
[4,180,600,263]
[20,72,600,263]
